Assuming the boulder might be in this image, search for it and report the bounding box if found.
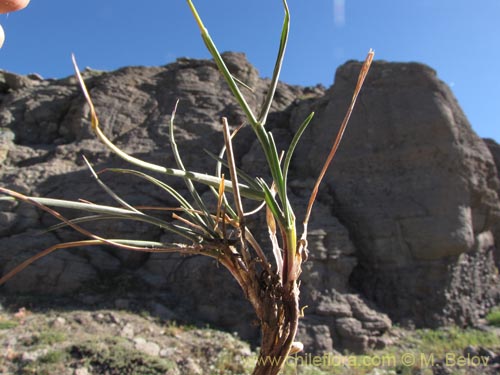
[292,61,500,327]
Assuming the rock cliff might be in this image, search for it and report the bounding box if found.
[1,53,499,353]
[292,61,500,328]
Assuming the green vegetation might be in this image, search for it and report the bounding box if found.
[1,305,499,375]
[38,349,68,364]
[21,350,70,375]
[0,319,18,330]
[218,327,500,375]
[412,327,500,357]
[34,330,67,346]
[486,307,500,327]
[70,338,177,375]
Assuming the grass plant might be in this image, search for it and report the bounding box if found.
[486,307,500,327]
[0,1,373,374]
[0,319,18,330]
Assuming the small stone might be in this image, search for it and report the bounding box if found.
[73,313,92,326]
[94,313,105,322]
[21,349,49,363]
[478,347,496,359]
[160,347,177,358]
[27,73,44,81]
[51,316,66,329]
[108,312,121,325]
[463,345,478,357]
[5,336,17,347]
[369,336,393,350]
[368,369,397,375]
[74,367,90,375]
[133,337,146,345]
[179,358,203,375]
[133,337,160,357]
[120,323,134,338]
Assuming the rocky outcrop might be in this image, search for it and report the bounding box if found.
[1,54,499,353]
[484,138,500,268]
[292,61,500,327]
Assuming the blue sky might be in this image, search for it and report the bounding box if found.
[1,0,499,142]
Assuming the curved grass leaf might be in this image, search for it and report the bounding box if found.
[258,0,290,125]
[82,155,141,213]
[283,112,315,184]
[0,239,216,286]
[100,168,215,237]
[203,149,261,191]
[0,187,200,242]
[169,100,216,233]
[186,0,257,125]
[256,178,285,229]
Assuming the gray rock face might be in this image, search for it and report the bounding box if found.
[292,61,500,327]
[1,54,499,353]
[484,138,500,268]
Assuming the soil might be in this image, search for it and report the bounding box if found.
[1,298,500,375]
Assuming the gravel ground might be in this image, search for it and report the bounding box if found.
[1,300,500,375]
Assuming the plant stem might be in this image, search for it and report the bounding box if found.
[251,280,300,375]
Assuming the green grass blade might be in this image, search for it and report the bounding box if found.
[266,132,290,221]
[257,0,290,125]
[283,112,315,184]
[101,168,216,236]
[104,168,193,210]
[203,149,261,191]
[186,0,257,126]
[257,178,285,228]
[48,214,201,241]
[47,214,129,231]
[30,198,199,241]
[232,75,255,93]
[82,156,141,213]
[169,100,216,233]
[0,187,202,242]
[185,0,294,210]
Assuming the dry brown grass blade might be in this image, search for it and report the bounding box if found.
[0,238,212,286]
[221,117,251,266]
[221,118,245,226]
[210,212,238,228]
[172,212,206,232]
[216,174,226,233]
[72,55,100,134]
[267,203,283,278]
[303,49,374,229]
[244,228,270,266]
